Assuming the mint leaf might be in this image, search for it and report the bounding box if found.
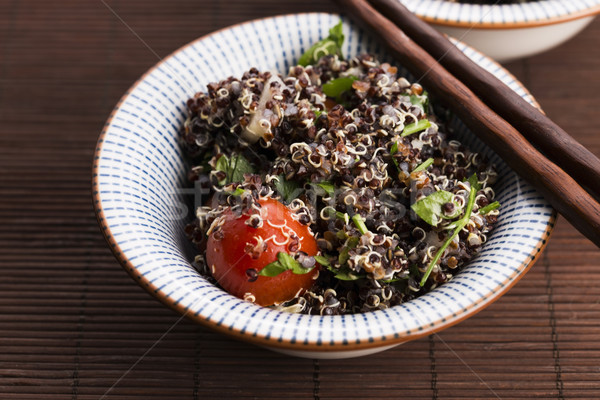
[480,201,500,215]
[298,21,345,66]
[401,119,431,137]
[214,154,255,185]
[278,252,312,275]
[214,155,230,185]
[258,252,316,277]
[322,76,357,100]
[258,261,288,277]
[277,252,297,270]
[274,175,302,203]
[411,190,455,226]
[228,154,254,183]
[329,20,344,47]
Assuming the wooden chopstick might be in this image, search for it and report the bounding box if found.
[335,0,600,247]
[368,0,600,200]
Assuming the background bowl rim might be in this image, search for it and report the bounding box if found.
[399,0,600,29]
[92,12,557,352]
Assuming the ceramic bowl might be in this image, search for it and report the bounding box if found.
[93,13,555,359]
[399,0,600,62]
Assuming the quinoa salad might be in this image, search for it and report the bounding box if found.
[181,23,500,315]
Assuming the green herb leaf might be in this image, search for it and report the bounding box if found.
[352,214,369,235]
[258,252,316,277]
[347,236,360,248]
[441,206,461,220]
[338,247,351,265]
[410,91,429,112]
[413,158,434,173]
[277,252,297,271]
[401,119,431,137]
[229,155,254,183]
[278,252,312,274]
[326,208,349,224]
[420,174,481,286]
[411,190,455,226]
[389,142,401,171]
[258,261,288,277]
[329,20,344,46]
[337,211,350,224]
[298,21,345,66]
[313,255,331,267]
[329,266,365,281]
[227,187,246,197]
[274,175,302,203]
[214,155,230,185]
[214,154,255,185]
[468,173,479,190]
[322,76,358,100]
[338,236,359,265]
[382,277,407,283]
[315,181,336,197]
[313,108,326,119]
[480,201,500,215]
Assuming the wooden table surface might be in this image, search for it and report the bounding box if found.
[1,0,599,398]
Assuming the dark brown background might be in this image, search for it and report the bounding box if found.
[1,0,599,398]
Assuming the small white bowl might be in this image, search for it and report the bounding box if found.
[399,0,600,62]
[93,13,555,359]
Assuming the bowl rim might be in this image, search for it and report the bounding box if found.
[399,0,600,29]
[92,12,557,352]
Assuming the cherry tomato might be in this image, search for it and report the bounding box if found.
[206,198,319,306]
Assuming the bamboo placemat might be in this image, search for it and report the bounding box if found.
[1,0,599,398]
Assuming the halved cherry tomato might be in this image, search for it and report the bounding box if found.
[206,198,319,306]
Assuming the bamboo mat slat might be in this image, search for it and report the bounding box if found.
[0,0,599,398]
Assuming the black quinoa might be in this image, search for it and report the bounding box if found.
[180,54,500,315]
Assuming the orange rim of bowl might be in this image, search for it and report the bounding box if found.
[92,12,557,352]
[416,3,600,29]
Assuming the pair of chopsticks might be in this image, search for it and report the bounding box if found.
[335,0,600,247]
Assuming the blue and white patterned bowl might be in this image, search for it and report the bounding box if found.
[399,0,600,61]
[93,13,555,359]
